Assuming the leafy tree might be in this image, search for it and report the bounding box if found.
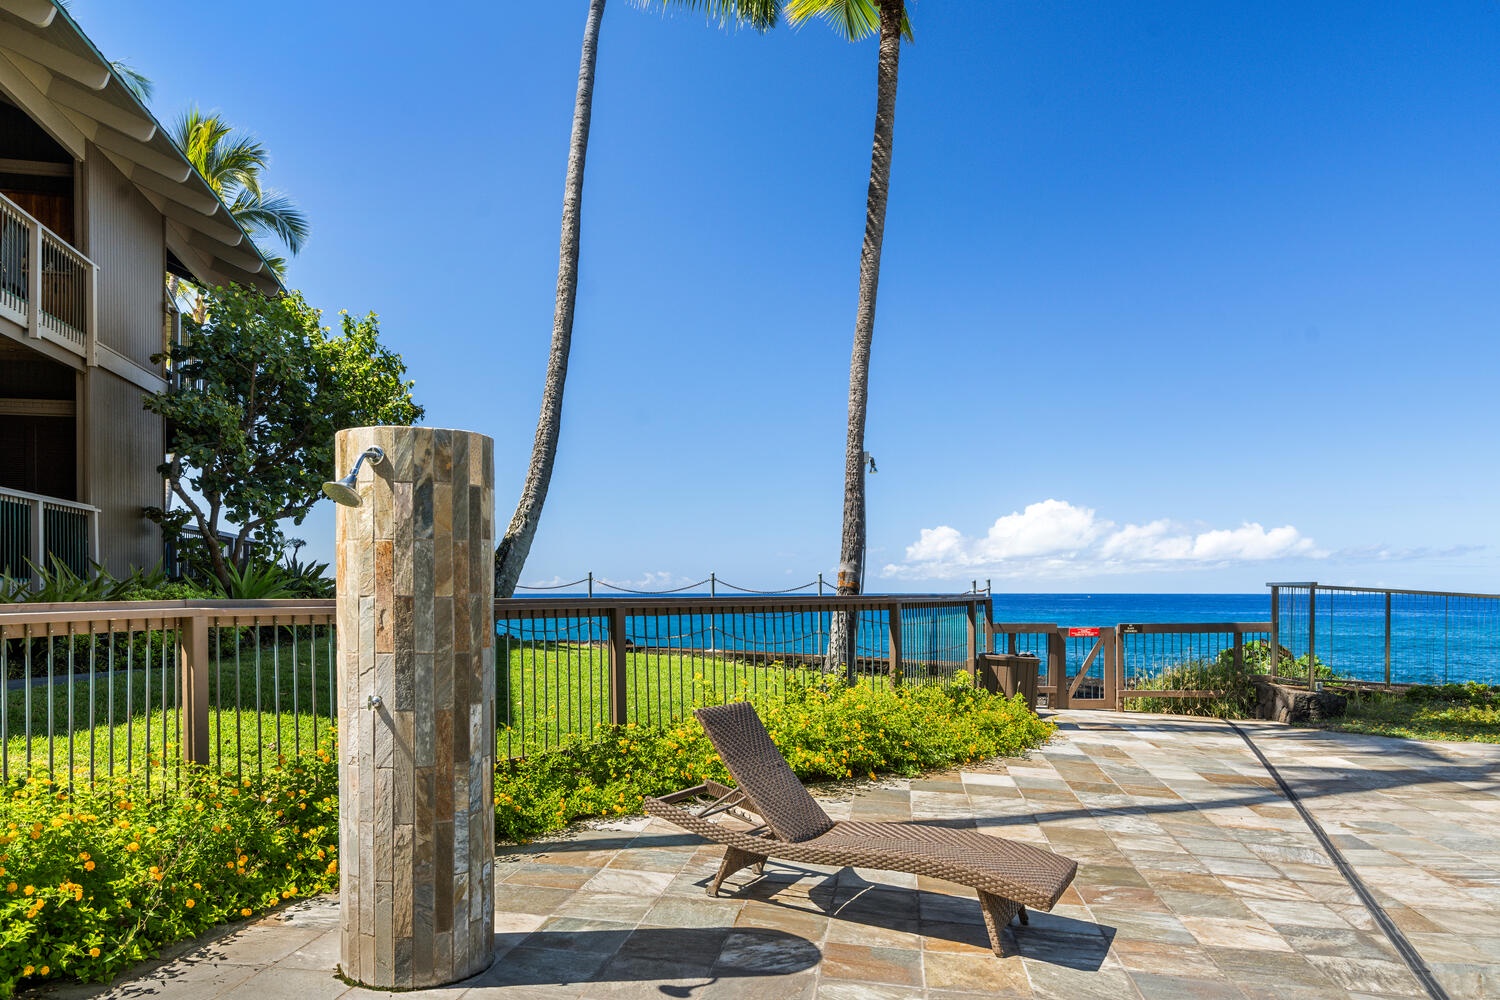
[493,0,776,598]
[172,106,310,280]
[144,284,423,590]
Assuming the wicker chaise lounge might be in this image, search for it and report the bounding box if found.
[644,701,1079,957]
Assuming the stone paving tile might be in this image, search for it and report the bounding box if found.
[49,712,1500,999]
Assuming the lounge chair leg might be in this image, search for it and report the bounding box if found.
[977,892,1022,957]
[709,847,767,897]
[1018,905,1028,925]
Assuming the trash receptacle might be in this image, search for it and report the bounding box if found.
[980,653,1040,710]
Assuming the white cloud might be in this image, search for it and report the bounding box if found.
[885,499,1324,580]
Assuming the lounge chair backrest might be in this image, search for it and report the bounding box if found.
[694,701,835,843]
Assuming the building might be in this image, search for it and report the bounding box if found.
[0,0,279,580]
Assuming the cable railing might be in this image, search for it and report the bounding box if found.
[1,601,336,789]
[4,594,987,779]
[987,619,1272,711]
[1270,582,1500,686]
[492,594,985,759]
[512,571,989,599]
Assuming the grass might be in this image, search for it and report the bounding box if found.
[4,635,334,783]
[8,636,968,774]
[496,640,862,756]
[1320,683,1500,743]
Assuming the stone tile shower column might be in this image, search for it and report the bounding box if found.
[335,426,495,988]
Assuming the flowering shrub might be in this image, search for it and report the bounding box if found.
[0,738,339,998]
[493,674,1053,842]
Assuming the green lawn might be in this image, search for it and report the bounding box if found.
[1321,686,1500,743]
[6,636,883,777]
[3,633,336,783]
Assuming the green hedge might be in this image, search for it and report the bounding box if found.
[1,675,1054,996]
[494,675,1054,841]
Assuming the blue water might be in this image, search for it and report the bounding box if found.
[989,593,1266,628]
[501,591,1500,686]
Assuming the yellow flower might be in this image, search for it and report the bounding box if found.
[126,842,139,852]
[22,965,33,976]
[241,907,253,917]
[185,898,195,908]
[84,860,95,871]
[39,966,48,975]
[89,947,101,958]
[23,885,34,895]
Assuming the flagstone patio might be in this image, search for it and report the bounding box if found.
[41,713,1500,1000]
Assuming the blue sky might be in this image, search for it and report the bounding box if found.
[72,1,1500,594]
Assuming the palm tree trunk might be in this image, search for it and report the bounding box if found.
[495,0,607,598]
[828,0,903,671]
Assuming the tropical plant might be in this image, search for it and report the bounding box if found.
[277,552,335,599]
[493,0,777,599]
[144,284,424,592]
[207,560,295,600]
[170,106,309,281]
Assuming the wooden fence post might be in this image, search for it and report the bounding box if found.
[179,612,210,765]
[1049,629,1068,710]
[887,602,902,687]
[965,601,978,685]
[608,606,628,725]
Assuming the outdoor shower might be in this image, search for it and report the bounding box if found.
[320,445,384,507]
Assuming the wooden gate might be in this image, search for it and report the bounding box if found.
[1056,627,1118,710]
[986,622,1121,710]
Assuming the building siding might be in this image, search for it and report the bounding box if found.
[82,367,163,575]
[77,149,171,574]
[84,150,167,369]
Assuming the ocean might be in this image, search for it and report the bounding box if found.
[505,591,1499,687]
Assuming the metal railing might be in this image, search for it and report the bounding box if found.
[0,189,97,357]
[493,594,984,758]
[0,486,100,583]
[1118,621,1273,705]
[988,619,1273,710]
[1,600,336,789]
[3,594,985,781]
[1270,582,1500,687]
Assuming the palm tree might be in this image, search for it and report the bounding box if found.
[779,0,911,669]
[494,0,777,598]
[171,107,310,280]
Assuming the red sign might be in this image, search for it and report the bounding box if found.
[1068,627,1101,638]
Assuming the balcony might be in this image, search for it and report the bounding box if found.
[0,485,99,584]
[0,189,97,360]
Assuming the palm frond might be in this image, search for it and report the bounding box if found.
[111,61,154,103]
[785,0,877,40]
[232,191,310,255]
[633,0,782,31]
[785,0,910,41]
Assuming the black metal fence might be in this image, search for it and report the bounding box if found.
[5,594,986,781]
[1270,582,1500,686]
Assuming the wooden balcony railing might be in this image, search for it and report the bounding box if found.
[0,486,100,584]
[0,189,97,359]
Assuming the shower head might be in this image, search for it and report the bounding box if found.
[322,446,385,508]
